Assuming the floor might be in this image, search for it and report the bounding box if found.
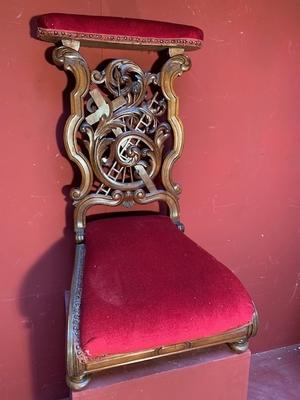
[248,344,300,400]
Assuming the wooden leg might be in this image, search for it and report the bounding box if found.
[228,338,249,354]
[67,374,91,391]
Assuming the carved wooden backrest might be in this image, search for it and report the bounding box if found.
[53,45,191,242]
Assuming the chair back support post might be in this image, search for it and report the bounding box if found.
[52,42,190,243]
[66,243,87,387]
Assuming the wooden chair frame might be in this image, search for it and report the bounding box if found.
[51,40,258,391]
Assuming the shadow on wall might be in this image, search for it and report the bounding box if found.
[19,238,72,400]
[18,22,77,399]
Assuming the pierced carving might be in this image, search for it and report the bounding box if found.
[80,61,170,197]
[54,47,190,235]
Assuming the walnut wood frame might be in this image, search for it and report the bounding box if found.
[51,40,258,391]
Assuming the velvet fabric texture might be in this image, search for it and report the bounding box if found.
[80,215,254,358]
[36,13,203,50]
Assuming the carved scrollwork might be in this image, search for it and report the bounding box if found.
[81,124,169,192]
[56,48,190,233]
[91,59,159,106]
[161,53,191,196]
[77,58,172,202]
[52,46,93,201]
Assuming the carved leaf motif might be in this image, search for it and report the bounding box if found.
[78,59,172,197]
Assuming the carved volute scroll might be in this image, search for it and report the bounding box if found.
[161,54,191,196]
[52,45,191,242]
[53,46,93,201]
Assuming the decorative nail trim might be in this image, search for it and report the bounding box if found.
[37,27,202,50]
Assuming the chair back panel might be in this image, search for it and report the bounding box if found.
[52,45,191,240]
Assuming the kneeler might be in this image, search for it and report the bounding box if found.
[36,13,258,391]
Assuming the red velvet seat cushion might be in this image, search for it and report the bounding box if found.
[80,215,254,358]
[36,13,203,51]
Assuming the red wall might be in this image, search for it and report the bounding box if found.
[1,1,300,399]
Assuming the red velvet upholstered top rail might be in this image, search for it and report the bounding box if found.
[36,13,203,51]
[80,215,254,358]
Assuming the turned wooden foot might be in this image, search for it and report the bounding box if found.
[228,338,249,354]
[66,374,91,391]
